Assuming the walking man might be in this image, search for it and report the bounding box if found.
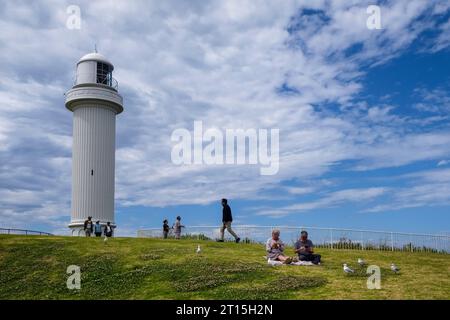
[218,198,240,243]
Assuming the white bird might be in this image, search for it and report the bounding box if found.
[104,236,108,243]
[391,263,400,273]
[196,245,201,254]
[343,263,354,273]
[358,258,366,266]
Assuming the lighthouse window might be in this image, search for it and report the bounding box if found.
[97,62,112,86]
[91,170,94,176]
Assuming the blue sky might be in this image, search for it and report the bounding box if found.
[0,1,450,236]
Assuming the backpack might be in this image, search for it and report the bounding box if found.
[94,224,102,233]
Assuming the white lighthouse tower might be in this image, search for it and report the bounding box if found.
[65,52,123,236]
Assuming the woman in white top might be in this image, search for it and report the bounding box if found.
[266,229,293,264]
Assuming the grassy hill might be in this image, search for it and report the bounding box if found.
[0,235,449,300]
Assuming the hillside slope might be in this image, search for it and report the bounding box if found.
[0,235,449,299]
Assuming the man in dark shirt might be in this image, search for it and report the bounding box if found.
[83,216,93,237]
[162,219,170,239]
[294,231,321,265]
[104,221,113,237]
[218,198,240,243]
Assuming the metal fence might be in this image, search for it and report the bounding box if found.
[137,225,450,253]
[0,228,53,236]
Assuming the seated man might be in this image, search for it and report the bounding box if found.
[266,229,293,264]
[294,231,321,265]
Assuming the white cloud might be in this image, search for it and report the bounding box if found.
[413,87,450,114]
[285,186,316,195]
[257,187,387,217]
[365,183,450,213]
[353,132,450,170]
[429,17,450,52]
[0,1,449,232]
[364,167,450,212]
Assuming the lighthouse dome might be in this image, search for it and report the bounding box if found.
[74,52,117,90]
[77,52,114,70]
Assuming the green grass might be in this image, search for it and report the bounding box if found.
[0,235,449,300]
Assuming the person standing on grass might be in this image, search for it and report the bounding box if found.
[94,220,102,237]
[163,219,170,239]
[83,216,93,237]
[173,216,184,239]
[218,198,240,243]
[104,222,113,238]
[266,229,292,264]
[294,230,321,265]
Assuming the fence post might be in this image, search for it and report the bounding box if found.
[361,232,364,250]
[391,232,394,252]
[330,229,333,250]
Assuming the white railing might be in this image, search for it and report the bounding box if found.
[0,228,53,236]
[137,225,450,253]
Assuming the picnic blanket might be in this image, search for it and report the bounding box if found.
[266,258,315,266]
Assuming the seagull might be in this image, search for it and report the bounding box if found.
[343,263,354,273]
[358,258,366,266]
[196,245,201,254]
[391,263,400,273]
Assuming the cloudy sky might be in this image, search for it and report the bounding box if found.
[1,0,450,236]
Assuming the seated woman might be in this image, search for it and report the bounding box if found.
[266,229,293,264]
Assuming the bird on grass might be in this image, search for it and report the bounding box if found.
[391,263,400,273]
[104,236,108,243]
[343,263,354,273]
[358,258,366,266]
[196,245,201,254]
